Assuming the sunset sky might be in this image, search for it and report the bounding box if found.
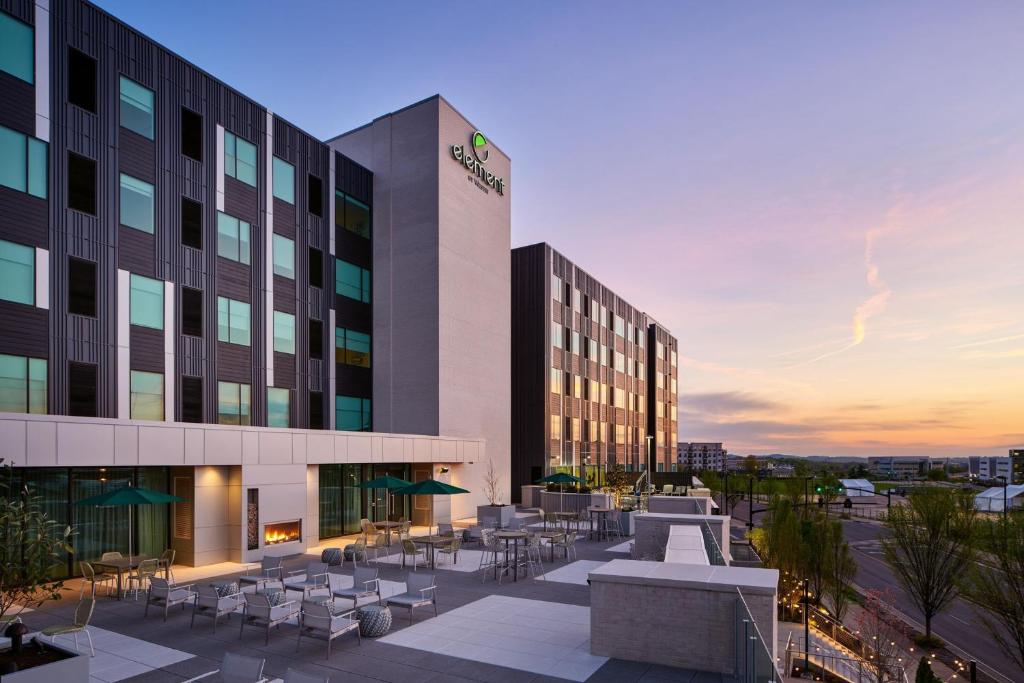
[97,1,1024,457]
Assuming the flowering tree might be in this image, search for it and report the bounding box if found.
[856,589,911,683]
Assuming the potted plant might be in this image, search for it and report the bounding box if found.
[476,457,515,528]
[0,461,85,682]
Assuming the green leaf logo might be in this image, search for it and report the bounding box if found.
[473,132,487,148]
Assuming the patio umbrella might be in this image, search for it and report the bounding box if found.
[358,474,412,525]
[536,472,582,512]
[75,485,184,562]
[393,479,470,536]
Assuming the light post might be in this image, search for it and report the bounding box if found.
[645,434,654,483]
[803,578,810,667]
[998,475,1008,521]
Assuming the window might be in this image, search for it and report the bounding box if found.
[309,391,324,430]
[119,76,154,139]
[181,197,202,249]
[273,311,295,354]
[68,362,97,417]
[335,395,370,432]
[68,258,96,317]
[181,376,202,423]
[0,239,34,305]
[181,287,202,337]
[216,296,250,346]
[335,192,370,239]
[120,174,154,233]
[551,275,562,303]
[550,368,562,395]
[550,414,561,442]
[309,319,323,359]
[551,322,562,349]
[0,354,46,414]
[308,175,322,217]
[0,125,47,199]
[308,247,322,287]
[335,327,370,367]
[267,388,290,428]
[216,212,250,264]
[130,274,163,329]
[0,11,33,83]
[130,370,164,421]
[272,157,294,203]
[217,381,251,425]
[67,48,96,112]
[181,108,202,161]
[272,234,294,279]
[224,131,256,186]
[335,260,370,303]
[68,153,96,214]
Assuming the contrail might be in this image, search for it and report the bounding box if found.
[951,333,1024,350]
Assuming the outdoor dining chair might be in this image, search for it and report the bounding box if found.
[400,539,427,570]
[100,551,123,562]
[437,522,455,537]
[553,531,578,561]
[328,566,381,608]
[239,591,300,645]
[159,548,176,583]
[524,534,545,579]
[183,652,267,683]
[191,583,243,633]
[385,572,437,625]
[296,600,360,658]
[144,577,195,621]
[41,597,95,656]
[438,537,462,565]
[79,560,114,597]
[127,558,160,600]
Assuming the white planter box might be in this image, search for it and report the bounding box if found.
[477,504,516,528]
[0,641,89,683]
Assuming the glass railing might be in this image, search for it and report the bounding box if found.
[733,589,784,682]
[701,519,727,566]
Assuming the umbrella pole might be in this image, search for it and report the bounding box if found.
[128,505,133,563]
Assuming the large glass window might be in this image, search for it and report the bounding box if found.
[335,260,370,303]
[216,212,250,265]
[0,238,34,305]
[335,395,371,432]
[335,191,370,239]
[120,174,155,233]
[119,76,154,139]
[0,354,46,414]
[0,11,33,83]
[335,327,370,367]
[272,234,294,279]
[273,311,295,354]
[224,131,256,186]
[551,322,562,349]
[272,157,294,204]
[129,371,163,421]
[129,274,163,329]
[216,296,250,346]
[0,126,47,199]
[267,388,290,427]
[217,381,251,425]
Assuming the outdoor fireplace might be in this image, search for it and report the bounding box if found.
[264,519,301,546]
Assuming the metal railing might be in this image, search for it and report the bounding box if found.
[733,589,785,683]
[784,634,908,683]
[701,519,727,566]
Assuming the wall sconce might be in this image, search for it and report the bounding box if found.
[438,466,450,475]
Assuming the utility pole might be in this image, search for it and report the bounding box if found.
[723,470,730,516]
[747,476,754,531]
[804,578,810,668]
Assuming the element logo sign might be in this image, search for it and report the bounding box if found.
[471,131,489,163]
[450,130,506,196]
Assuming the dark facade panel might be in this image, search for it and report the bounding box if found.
[0,71,35,133]
[118,129,156,184]
[216,259,251,302]
[510,243,547,501]
[0,301,48,358]
[273,352,295,389]
[335,363,371,397]
[118,227,156,276]
[0,187,48,248]
[129,325,163,372]
[216,341,251,384]
[273,198,296,239]
[223,176,258,226]
[334,152,372,205]
[273,275,296,314]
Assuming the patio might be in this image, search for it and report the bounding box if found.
[7,515,727,683]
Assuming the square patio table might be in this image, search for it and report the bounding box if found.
[409,535,454,570]
[92,556,166,600]
[374,520,401,546]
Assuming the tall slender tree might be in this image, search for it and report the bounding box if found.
[881,488,975,642]
[826,520,857,621]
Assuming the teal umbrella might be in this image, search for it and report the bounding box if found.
[75,485,184,562]
[536,472,582,512]
[358,475,413,525]
[393,480,470,536]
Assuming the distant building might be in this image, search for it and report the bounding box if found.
[678,442,727,472]
[976,451,1024,484]
[868,457,929,480]
[770,464,796,478]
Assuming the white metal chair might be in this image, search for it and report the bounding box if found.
[127,558,160,600]
[524,535,545,579]
[79,561,114,597]
[190,583,243,633]
[385,572,437,625]
[144,577,195,621]
[41,597,95,656]
[159,548,176,583]
[100,551,123,562]
[553,531,578,561]
[296,600,360,658]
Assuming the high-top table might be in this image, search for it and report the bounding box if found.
[537,530,566,562]
[587,507,613,541]
[494,530,528,582]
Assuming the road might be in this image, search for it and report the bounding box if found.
[726,499,1023,682]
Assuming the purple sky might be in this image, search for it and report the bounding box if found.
[95,1,1024,457]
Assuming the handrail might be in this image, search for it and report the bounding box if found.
[785,640,907,683]
[735,588,785,682]
[700,519,727,566]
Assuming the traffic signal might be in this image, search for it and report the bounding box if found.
[815,485,823,494]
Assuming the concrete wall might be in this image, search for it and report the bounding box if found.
[648,496,710,515]
[634,513,730,563]
[589,560,779,675]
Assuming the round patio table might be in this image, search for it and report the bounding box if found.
[494,531,528,581]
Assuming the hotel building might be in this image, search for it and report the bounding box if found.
[0,0,509,572]
[677,442,727,473]
[510,243,678,494]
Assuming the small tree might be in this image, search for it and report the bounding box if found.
[0,461,75,622]
[481,456,502,506]
[826,521,857,621]
[881,488,975,642]
[856,589,908,683]
[961,515,1024,672]
[604,465,635,508]
[914,657,940,683]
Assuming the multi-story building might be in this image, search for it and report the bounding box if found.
[976,450,1024,484]
[510,243,678,494]
[678,442,726,472]
[868,456,928,480]
[0,0,508,572]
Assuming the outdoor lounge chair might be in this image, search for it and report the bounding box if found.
[191,583,243,633]
[385,572,437,625]
[183,652,268,683]
[144,577,195,621]
[329,566,381,608]
[284,562,329,599]
[239,591,300,645]
[661,484,675,496]
[239,556,284,591]
[296,600,360,658]
[284,669,329,683]
[41,597,95,656]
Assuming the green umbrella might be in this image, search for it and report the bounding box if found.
[75,485,184,562]
[358,475,413,526]
[536,472,582,512]
[393,480,470,536]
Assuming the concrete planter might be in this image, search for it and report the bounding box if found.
[477,504,516,528]
[619,510,637,535]
[0,641,89,683]
[539,491,613,514]
[520,485,544,508]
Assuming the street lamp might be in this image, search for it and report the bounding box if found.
[645,434,654,477]
[997,475,1008,521]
